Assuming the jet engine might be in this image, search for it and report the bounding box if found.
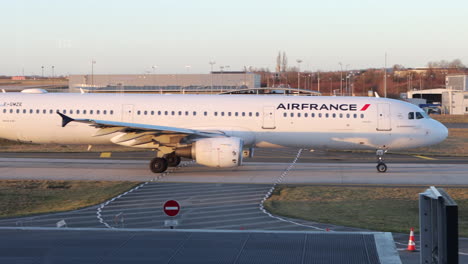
[175,137,243,168]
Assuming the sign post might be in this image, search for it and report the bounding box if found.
[163,200,180,229]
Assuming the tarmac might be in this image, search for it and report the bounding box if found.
[0,149,467,263]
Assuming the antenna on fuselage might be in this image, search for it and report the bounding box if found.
[374,92,380,98]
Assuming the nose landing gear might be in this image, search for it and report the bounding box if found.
[376,149,387,173]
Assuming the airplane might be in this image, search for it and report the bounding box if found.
[0,89,448,173]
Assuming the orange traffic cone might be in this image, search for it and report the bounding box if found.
[407,227,416,252]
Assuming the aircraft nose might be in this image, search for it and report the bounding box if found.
[432,121,448,144]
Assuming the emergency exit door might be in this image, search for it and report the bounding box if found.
[377,103,391,131]
[122,104,134,122]
[262,106,276,129]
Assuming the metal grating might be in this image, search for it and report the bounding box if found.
[0,229,392,264]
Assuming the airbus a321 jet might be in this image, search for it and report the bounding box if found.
[0,89,448,173]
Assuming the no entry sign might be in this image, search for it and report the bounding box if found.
[163,200,180,217]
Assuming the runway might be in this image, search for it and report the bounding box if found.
[0,149,467,263]
[0,158,467,185]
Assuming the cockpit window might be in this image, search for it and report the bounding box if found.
[409,111,428,120]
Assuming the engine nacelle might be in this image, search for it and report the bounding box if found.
[176,137,243,168]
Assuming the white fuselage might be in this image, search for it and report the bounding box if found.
[0,93,448,151]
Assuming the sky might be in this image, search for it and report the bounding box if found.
[2,0,468,76]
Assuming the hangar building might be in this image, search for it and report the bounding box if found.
[407,75,468,114]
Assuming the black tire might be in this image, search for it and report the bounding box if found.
[376,162,387,173]
[166,155,181,167]
[150,157,168,173]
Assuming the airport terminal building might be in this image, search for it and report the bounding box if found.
[69,72,261,94]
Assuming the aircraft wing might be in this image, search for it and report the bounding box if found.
[57,112,225,138]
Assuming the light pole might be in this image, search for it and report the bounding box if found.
[345,64,350,95]
[91,60,96,86]
[152,65,157,88]
[209,60,216,94]
[296,59,302,92]
[51,66,55,87]
[209,60,216,73]
[361,73,365,96]
[220,66,224,93]
[41,66,44,79]
[345,65,350,95]
[151,65,158,87]
[339,62,343,96]
[317,71,320,92]
[384,52,387,98]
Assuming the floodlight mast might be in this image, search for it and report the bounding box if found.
[209,60,216,94]
[296,59,302,93]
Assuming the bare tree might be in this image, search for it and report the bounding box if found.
[427,59,465,69]
[281,51,288,72]
[392,64,405,71]
[448,59,465,68]
[276,52,281,73]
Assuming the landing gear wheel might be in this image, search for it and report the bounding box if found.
[376,162,387,173]
[166,155,181,167]
[150,157,168,173]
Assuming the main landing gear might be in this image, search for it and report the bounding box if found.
[166,154,181,167]
[376,149,387,173]
[150,157,168,173]
[149,153,181,173]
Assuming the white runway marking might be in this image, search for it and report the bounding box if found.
[259,149,325,231]
[96,161,194,228]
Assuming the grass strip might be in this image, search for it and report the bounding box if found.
[432,115,468,123]
[264,185,468,236]
[0,180,139,218]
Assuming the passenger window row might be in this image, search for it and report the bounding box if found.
[136,110,261,117]
[283,112,365,119]
[2,109,114,115]
[2,108,367,120]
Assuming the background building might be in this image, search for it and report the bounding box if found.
[406,75,468,114]
[442,75,468,114]
[69,72,261,94]
[445,74,468,91]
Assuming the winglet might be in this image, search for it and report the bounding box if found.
[57,112,75,127]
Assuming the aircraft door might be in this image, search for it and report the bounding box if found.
[262,106,276,129]
[122,104,134,122]
[377,103,392,131]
